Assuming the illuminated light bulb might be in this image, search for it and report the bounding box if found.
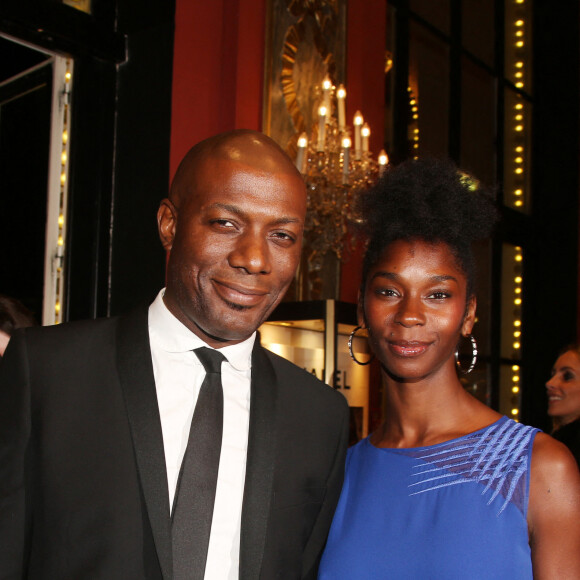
[516,41,524,48]
[341,137,351,183]
[516,0,524,4]
[414,128,419,134]
[354,112,363,126]
[65,71,71,81]
[412,107,418,113]
[414,143,419,149]
[58,235,64,246]
[515,145,523,151]
[413,114,418,120]
[58,214,64,227]
[322,76,332,91]
[378,150,389,166]
[515,19,524,26]
[515,114,523,121]
[297,134,308,148]
[515,82,524,88]
[515,200,523,207]
[513,341,521,349]
[516,30,524,37]
[515,72,523,79]
[512,375,520,382]
[62,130,68,144]
[511,408,519,415]
[61,151,67,164]
[361,125,370,139]
[514,331,521,338]
[515,277,522,284]
[515,168,523,174]
[514,298,522,306]
[515,104,524,110]
[515,288,522,294]
[60,173,66,185]
[515,156,523,163]
[55,301,61,313]
[512,386,520,394]
[516,61,524,68]
[512,364,520,371]
[410,99,416,105]
[514,189,523,196]
[514,320,522,327]
[515,125,523,132]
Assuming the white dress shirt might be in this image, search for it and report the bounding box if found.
[148,290,253,579]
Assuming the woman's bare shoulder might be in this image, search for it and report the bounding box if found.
[528,432,580,579]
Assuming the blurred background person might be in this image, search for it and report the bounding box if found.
[0,294,37,358]
[546,344,580,468]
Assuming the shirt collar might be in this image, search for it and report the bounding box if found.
[148,289,255,372]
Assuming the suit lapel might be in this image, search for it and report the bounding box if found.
[239,343,278,580]
[117,308,173,580]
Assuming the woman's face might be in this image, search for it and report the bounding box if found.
[360,239,475,383]
[546,350,580,425]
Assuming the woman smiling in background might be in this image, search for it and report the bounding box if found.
[547,345,580,468]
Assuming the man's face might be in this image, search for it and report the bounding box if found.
[158,156,306,347]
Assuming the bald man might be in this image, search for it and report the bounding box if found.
[0,130,349,580]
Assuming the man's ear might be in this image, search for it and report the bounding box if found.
[462,295,477,336]
[157,199,177,251]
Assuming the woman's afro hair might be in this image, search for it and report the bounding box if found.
[358,157,499,297]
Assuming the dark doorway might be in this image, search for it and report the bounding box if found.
[0,38,53,321]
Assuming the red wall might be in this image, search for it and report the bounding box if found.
[341,0,386,303]
[170,0,267,179]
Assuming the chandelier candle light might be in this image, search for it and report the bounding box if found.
[293,75,388,298]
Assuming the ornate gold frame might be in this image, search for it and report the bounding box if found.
[262,0,347,157]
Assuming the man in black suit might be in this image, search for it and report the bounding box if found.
[0,130,349,579]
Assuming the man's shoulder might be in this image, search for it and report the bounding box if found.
[23,314,119,341]
[259,346,348,409]
[16,306,148,352]
[260,346,324,384]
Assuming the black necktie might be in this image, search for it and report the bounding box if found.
[172,346,226,580]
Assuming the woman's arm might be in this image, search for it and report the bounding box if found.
[528,432,580,579]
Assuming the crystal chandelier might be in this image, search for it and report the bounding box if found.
[294,76,388,298]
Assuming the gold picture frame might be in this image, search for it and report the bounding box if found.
[262,0,347,158]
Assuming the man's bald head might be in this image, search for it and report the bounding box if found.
[157,129,307,347]
[169,129,303,207]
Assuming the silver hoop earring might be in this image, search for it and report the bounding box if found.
[348,326,374,366]
[455,334,478,374]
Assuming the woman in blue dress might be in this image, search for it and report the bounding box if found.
[318,158,580,579]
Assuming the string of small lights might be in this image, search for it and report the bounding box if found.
[510,1,527,210]
[506,0,528,421]
[53,59,72,324]
[408,86,419,158]
[510,246,523,420]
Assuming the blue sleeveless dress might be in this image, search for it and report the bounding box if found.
[318,416,538,579]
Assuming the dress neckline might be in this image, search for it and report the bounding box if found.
[366,415,509,452]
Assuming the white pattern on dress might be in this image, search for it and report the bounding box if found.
[400,418,538,516]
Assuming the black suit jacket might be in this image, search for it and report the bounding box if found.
[0,308,349,579]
